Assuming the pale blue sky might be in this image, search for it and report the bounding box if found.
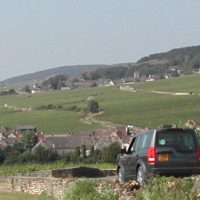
[1,0,200,81]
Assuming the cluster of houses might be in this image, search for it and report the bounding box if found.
[0,125,140,156]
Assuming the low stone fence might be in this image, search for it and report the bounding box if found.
[0,167,116,199]
[0,176,73,200]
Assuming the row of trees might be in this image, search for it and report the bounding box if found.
[79,46,200,81]
[0,89,16,96]
[42,75,68,90]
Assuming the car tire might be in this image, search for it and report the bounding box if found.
[136,166,146,186]
[118,167,125,184]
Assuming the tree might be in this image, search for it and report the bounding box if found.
[33,146,58,163]
[24,85,31,93]
[0,149,5,164]
[87,100,99,113]
[21,131,38,151]
[42,75,68,90]
[101,142,121,163]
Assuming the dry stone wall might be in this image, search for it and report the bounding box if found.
[0,167,116,199]
[0,176,74,200]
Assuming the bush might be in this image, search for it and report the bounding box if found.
[136,176,197,200]
[64,180,116,200]
[33,146,59,163]
[101,142,121,163]
[87,100,99,113]
[17,151,35,163]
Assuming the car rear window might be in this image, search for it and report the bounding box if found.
[156,130,196,152]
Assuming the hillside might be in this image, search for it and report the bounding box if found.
[79,45,200,81]
[0,74,199,133]
[135,45,200,73]
[2,45,200,85]
[1,64,110,84]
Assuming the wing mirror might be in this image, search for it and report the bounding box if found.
[121,148,127,155]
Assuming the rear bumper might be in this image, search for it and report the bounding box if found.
[149,167,200,176]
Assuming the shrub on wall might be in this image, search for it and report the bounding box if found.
[136,176,198,200]
[64,180,116,200]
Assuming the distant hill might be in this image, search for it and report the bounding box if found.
[83,45,200,80]
[136,45,200,72]
[1,64,110,84]
[2,45,200,84]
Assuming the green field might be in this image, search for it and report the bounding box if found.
[132,74,200,93]
[0,74,199,133]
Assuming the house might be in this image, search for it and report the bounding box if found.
[94,137,119,150]
[0,127,22,149]
[104,80,115,87]
[31,88,41,94]
[17,125,37,133]
[32,129,123,156]
[0,140,7,149]
[32,134,95,156]
[61,87,71,91]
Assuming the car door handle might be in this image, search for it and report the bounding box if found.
[157,149,172,153]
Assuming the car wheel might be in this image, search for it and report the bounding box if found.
[118,167,125,184]
[136,166,145,186]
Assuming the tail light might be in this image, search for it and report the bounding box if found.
[196,147,200,163]
[147,147,157,165]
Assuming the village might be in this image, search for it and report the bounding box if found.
[0,124,139,159]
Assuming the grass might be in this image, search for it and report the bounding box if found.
[0,162,116,176]
[0,74,199,133]
[132,74,200,93]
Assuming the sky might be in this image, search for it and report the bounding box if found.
[1,0,200,81]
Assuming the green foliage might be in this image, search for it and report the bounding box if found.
[101,142,121,163]
[17,151,35,163]
[87,100,99,113]
[37,104,63,110]
[24,85,31,93]
[33,146,59,163]
[88,66,127,80]
[64,180,116,200]
[136,176,197,200]
[0,89,16,96]
[0,149,5,164]
[21,131,38,150]
[85,148,102,163]
[137,45,200,75]
[42,75,68,90]
[68,105,82,112]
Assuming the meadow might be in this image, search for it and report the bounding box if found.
[0,74,199,133]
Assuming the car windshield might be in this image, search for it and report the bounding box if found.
[156,130,196,152]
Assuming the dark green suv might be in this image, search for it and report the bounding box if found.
[117,127,200,185]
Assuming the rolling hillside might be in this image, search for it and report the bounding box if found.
[0,74,199,133]
[1,64,110,84]
[2,45,200,85]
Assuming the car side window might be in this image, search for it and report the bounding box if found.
[127,137,136,154]
[127,135,141,154]
[134,135,141,152]
[139,131,152,150]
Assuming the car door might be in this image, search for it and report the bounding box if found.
[121,135,141,179]
[156,129,198,169]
